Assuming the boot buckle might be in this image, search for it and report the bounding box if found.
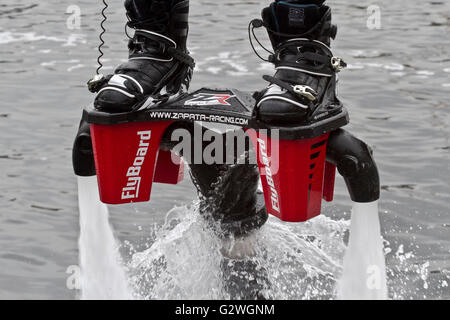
[292,85,317,102]
[87,74,106,93]
[331,57,346,71]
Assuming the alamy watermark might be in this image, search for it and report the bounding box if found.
[66,5,81,30]
[366,265,383,290]
[367,5,381,30]
[169,128,280,175]
[66,265,82,290]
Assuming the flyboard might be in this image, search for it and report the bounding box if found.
[72,87,370,224]
[73,0,379,225]
[72,1,386,300]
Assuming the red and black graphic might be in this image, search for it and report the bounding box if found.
[185,93,235,106]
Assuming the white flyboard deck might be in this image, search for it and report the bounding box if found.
[77,176,133,300]
[337,201,388,300]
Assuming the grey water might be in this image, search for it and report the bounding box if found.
[0,0,449,299]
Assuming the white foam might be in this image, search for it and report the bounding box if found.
[67,64,85,72]
[226,70,254,77]
[416,70,435,76]
[366,63,384,68]
[347,63,365,70]
[220,59,249,73]
[350,50,386,59]
[62,33,87,47]
[41,59,80,67]
[258,62,275,71]
[384,63,404,71]
[0,31,86,46]
[206,67,222,74]
[391,72,406,77]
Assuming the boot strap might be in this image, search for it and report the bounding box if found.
[167,47,195,68]
[134,29,177,48]
[275,40,346,75]
[133,30,195,68]
[262,75,317,105]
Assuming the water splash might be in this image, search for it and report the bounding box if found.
[128,204,225,300]
[77,177,388,300]
[77,176,133,300]
[337,201,388,300]
[126,204,351,300]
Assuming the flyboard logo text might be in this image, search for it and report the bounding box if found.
[121,131,151,200]
[185,93,235,106]
[257,138,280,213]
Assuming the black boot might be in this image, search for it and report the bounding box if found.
[93,0,194,113]
[251,0,346,125]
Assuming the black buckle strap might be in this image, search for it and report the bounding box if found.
[131,30,195,68]
[134,30,176,48]
[274,39,346,74]
[167,47,196,68]
[262,75,317,105]
[296,51,330,65]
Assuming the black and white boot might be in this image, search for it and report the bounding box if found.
[251,0,346,125]
[91,0,194,113]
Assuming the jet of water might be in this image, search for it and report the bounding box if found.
[77,176,133,300]
[337,201,388,300]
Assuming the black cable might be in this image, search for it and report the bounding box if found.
[96,0,108,75]
[248,20,273,63]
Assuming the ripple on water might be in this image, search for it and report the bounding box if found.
[1,253,46,266]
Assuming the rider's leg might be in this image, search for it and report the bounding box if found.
[94,0,194,113]
[160,122,268,238]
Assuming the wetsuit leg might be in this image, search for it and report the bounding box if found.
[161,122,268,238]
